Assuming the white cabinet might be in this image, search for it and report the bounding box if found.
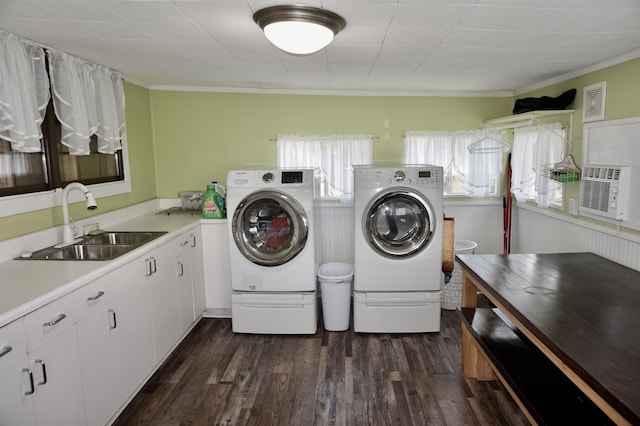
[28,325,85,425]
[75,276,116,426]
[191,228,206,320]
[22,295,85,426]
[1,221,206,426]
[146,239,181,363]
[176,234,195,334]
[75,262,155,426]
[1,295,84,426]
[201,221,232,315]
[0,318,35,426]
[110,259,155,397]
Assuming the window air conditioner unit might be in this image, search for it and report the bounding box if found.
[579,165,631,220]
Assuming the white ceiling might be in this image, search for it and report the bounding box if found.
[2,0,640,96]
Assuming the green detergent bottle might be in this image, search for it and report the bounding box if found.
[202,181,225,219]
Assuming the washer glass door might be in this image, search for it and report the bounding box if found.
[232,190,308,266]
[364,189,435,258]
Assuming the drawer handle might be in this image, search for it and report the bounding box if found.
[43,313,66,327]
[35,359,47,386]
[0,345,12,358]
[87,291,105,302]
[177,261,184,277]
[22,368,35,395]
[190,234,196,247]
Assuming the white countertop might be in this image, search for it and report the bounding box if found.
[0,204,212,327]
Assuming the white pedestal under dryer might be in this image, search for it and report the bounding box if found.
[226,169,318,334]
[353,165,443,333]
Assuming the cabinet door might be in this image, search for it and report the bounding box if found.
[75,274,120,426]
[146,240,181,363]
[201,222,232,312]
[190,227,206,318]
[111,259,155,394]
[176,245,195,334]
[0,356,37,426]
[29,325,85,426]
[0,319,36,426]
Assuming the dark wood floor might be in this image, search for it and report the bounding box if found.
[113,310,529,425]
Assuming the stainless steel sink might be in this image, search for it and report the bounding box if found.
[82,231,166,246]
[17,231,167,261]
[27,244,134,260]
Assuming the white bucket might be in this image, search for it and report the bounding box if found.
[441,240,478,310]
[318,263,353,331]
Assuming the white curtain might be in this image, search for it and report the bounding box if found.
[403,130,453,172]
[403,130,503,196]
[511,123,564,207]
[0,32,50,152]
[48,50,125,155]
[276,134,373,202]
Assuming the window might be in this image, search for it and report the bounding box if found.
[510,123,565,208]
[403,130,504,197]
[276,134,373,202]
[1,103,124,197]
[0,31,128,217]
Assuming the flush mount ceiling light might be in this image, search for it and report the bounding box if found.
[253,5,346,55]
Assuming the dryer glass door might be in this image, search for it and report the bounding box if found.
[364,189,435,258]
[232,190,309,266]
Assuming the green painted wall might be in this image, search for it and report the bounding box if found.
[0,81,157,240]
[517,57,640,215]
[149,92,512,196]
[3,57,639,241]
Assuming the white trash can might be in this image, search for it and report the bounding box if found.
[441,239,478,310]
[319,263,353,331]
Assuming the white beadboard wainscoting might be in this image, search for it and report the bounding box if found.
[512,203,640,272]
[315,200,505,266]
[442,201,504,254]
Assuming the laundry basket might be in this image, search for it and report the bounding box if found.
[441,239,478,310]
[319,263,353,331]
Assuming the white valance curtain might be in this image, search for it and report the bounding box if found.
[403,130,503,196]
[48,50,126,155]
[276,134,373,201]
[511,123,564,207]
[0,32,50,152]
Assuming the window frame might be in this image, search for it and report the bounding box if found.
[0,48,130,218]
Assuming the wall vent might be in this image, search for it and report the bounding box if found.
[579,165,630,220]
[582,81,606,122]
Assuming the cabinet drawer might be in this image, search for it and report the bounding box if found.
[24,295,75,351]
[74,275,112,320]
[0,318,26,372]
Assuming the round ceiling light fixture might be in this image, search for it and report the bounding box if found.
[253,5,346,55]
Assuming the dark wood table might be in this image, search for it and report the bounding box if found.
[457,252,640,425]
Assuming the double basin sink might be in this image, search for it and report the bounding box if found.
[18,231,167,261]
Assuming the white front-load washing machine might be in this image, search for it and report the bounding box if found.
[226,169,318,334]
[353,165,443,333]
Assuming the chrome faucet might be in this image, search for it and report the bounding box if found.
[62,182,97,243]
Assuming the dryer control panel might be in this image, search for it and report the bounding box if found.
[355,166,442,188]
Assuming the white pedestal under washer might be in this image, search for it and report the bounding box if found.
[353,165,443,333]
[226,169,318,334]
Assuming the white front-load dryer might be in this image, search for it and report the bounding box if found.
[353,165,443,333]
[226,169,318,334]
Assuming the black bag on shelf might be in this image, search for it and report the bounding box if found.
[512,88,576,114]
